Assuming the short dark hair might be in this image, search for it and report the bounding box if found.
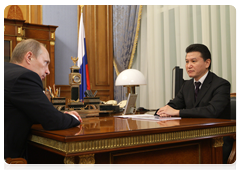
[11,39,44,64]
[185,44,211,70]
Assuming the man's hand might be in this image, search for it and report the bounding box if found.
[64,111,82,122]
[156,105,180,117]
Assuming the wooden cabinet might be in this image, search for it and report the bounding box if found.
[4,18,57,89]
[4,19,25,62]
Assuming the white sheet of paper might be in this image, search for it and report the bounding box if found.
[115,114,181,121]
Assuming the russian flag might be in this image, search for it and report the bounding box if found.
[77,12,90,101]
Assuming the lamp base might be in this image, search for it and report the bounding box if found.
[124,85,139,96]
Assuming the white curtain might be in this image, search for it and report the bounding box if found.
[132,5,236,110]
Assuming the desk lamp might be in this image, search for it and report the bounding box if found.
[115,69,147,94]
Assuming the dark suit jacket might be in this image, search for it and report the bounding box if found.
[165,71,230,119]
[4,62,80,159]
[155,71,231,163]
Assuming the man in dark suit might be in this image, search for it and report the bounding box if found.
[155,44,231,163]
[156,44,230,118]
[4,39,82,160]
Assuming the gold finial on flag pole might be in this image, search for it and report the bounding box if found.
[80,5,84,13]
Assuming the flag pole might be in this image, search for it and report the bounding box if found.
[78,5,90,101]
[80,5,84,13]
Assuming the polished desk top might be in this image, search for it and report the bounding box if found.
[31,112,236,143]
[30,112,236,157]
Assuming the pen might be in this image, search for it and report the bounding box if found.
[53,84,56,96]
[55,89,58,97]
[48,86,54,98]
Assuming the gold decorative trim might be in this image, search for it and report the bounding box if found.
[51,32,55,40]
[212,137,224,147]
[30,126,235,154]
[80,5,84,13]
[17,26,22,35]
[50,41,55,46]
[64,156,75,164]
[113,59,120,75]
[17,37,22,41]
[128,5,143,69]
[79,154,95,164]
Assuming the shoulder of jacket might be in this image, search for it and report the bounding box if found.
[209,72,230,87]
[8,65,43,86]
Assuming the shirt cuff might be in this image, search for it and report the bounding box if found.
[71,114,79,121]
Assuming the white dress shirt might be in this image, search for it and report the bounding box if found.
[194,71,209,89]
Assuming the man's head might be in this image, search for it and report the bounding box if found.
[185,44,211,81]
[11,39,50,80]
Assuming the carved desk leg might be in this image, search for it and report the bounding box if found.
[211,137,224,164]
[64,154,95,164]
[227,135,238,170]
[64,156,75,164]
[79,154,95,164]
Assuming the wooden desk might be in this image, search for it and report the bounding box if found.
[28,113,236,164]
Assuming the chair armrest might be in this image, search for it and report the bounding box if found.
[4,158,27,170]
[227,135,236,164]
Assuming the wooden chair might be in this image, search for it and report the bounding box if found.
[4,158,27,170]
[227,93,236,164]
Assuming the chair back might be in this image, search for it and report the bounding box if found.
[230,96,236,120]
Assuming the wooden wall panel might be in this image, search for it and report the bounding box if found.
[83,5,114,101]
[4,5,42,24]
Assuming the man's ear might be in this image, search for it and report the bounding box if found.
[205,59,211,69]
[24,51,33,64]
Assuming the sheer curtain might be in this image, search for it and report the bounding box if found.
[132,5,236,109]
[113,5,141,103]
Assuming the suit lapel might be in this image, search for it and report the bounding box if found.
[194,72,213,107]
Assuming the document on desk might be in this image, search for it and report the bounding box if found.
[115,114,181,121]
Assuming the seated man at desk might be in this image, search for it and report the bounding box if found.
[156,44,230,118]
[4,39,82,161]
[155,43,231,163]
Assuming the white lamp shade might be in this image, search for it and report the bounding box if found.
[115,69,147,86]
